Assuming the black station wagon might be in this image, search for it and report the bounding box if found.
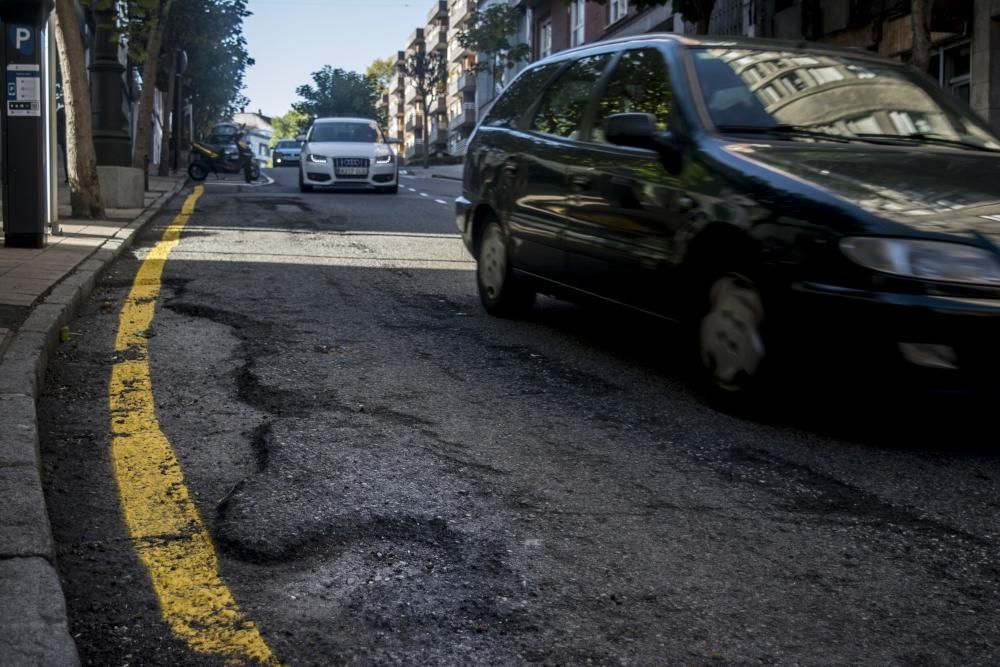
[455,34,1000,400]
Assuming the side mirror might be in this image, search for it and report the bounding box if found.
[386,137,401,145]
[603,113,682,173]
[296,134,307,142]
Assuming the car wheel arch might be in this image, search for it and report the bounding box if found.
[470,204,505,260]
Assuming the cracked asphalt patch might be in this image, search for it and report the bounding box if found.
[39,177,1000,665]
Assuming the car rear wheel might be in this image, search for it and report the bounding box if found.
[477,218,535,317]
[299,169,313,193]
[697,269,776,407]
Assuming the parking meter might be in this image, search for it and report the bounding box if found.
[1,0,54,248]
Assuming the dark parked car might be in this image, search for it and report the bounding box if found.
[456,34,1000,400]
[272,139,302,167]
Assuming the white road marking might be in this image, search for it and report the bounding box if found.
[407,187,417,192]
[435,199,447,205]
[420,192,428,197]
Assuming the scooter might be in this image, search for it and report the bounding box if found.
[187,126,260,183]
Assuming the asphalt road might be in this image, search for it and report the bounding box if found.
[39,166,1000,666]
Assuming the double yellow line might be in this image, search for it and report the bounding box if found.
[109,185,278,665]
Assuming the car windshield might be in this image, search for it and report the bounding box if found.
[276,140,300,149]
[310,122,382,143]
[690,47,1000,151]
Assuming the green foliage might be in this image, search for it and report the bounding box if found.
[366,57,395,96]
[162,0,254,134]
[270,109,308,144]
[292,66,380,123]
[398,49,446,101]
[458,5,529,94]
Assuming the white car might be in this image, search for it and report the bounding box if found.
[298,117,399,193]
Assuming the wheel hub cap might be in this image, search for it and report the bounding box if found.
[700,274,765,391]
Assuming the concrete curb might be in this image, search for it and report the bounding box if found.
[430,174,462,181]
[0,176,187,667]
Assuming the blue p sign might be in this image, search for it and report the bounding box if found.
[11,26,33,56]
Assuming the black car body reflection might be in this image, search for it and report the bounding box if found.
[456,35,1000,400]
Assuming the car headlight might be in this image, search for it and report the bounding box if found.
[840,237,1000,286]
[374,151,394,164]
[307,153,328,164]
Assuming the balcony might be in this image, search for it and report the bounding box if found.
[425,25,448,50]
[405,115,424,132]
[390,74,405,94]
[449,0,474,27]
[448,32,471,62]
[458,70,476,93]
[427,0,447,23]
[407,27,424,50]
[448,104,476,131]
[395,101,405,116]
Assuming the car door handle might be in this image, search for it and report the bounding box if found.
[571,175,592,190]
[502,161,519,175]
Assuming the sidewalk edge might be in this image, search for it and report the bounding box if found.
[0,176,188,667]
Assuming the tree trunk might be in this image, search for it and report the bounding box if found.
[132,0,173,171]
[422,98,431,169]
[696,0,716,34]
[911,0,933,74]
[53,0,103,218]
[157,51,176,177]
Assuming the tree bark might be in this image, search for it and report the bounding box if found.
[911,0,933,74]
[132,0,173,171]
[157,51,176,177]
[422,97,431,169]
[695,0,716,34]
[53,0,104,218]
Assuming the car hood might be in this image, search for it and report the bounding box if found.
[724,140,1000,243]
[303,141,392,159]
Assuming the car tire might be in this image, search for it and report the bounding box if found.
[187,162,209,181]
[695,266,779,410]
[476,217,535,317]
[299,169,313,193]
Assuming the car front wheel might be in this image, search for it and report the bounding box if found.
[299,169,313,193]
[476,218,535,317]
[697,270,774,405]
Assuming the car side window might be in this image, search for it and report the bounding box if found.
[593,48,674,143]
[482,63,561,129]
[530,54,612,139]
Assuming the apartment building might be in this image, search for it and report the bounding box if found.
[447,0,479,155]
[426,1,451,156]
[403,27,425,160]
[740,0,999,129]
[389,50,406,143]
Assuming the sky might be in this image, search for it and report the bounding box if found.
[241,0,435,118]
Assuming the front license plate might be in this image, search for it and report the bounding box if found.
[337,167,368,176]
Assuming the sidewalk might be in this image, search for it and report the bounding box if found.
[399,162,464,181]
[0,172,187,666]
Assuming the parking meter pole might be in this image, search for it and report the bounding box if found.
[1,0,53,248]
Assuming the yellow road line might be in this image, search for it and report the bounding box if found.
[108,185,278,665]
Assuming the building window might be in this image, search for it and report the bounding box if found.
[929,41,971,103]
[609,0,628,24]
[570,0,586,47]
[539,17,552,58]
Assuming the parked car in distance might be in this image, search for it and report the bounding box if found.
[299,117,399,193]
[456,34,1000,403]
[271,139,302,167]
